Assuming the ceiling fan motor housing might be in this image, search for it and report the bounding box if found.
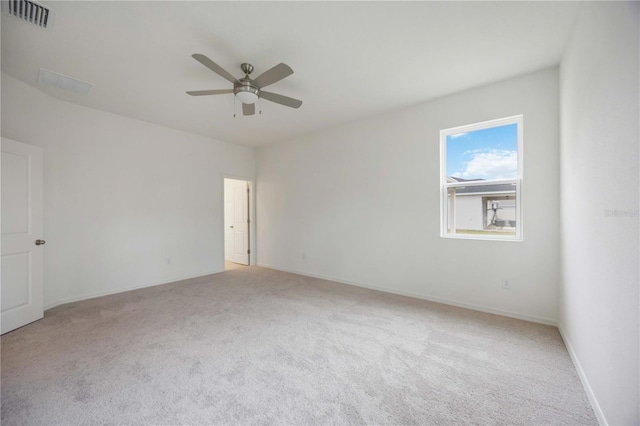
[234,79,259,104]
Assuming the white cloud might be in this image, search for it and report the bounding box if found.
[460,149,517,180]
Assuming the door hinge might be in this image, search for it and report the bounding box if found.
[247,249,251,254]
[247,218,250,224]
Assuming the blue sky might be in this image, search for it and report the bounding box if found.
[446,123,518,180]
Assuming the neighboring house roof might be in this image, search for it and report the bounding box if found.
[447,176,516,194]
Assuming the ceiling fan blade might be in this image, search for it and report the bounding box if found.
[186,89,234,96]
[252,63,293,89]
[192,54,238,84]
[243,103,255,116]
[260,91,303,109]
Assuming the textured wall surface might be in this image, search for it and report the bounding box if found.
[2,74,255,308]
[257,68,560,324]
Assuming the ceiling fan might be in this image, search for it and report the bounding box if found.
[187,54,303,116]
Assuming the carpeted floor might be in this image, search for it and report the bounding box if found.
[225,260,247,271]
[1,266,596,425]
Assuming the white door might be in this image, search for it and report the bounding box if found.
[224,178,249,265]
[1,138,44,334]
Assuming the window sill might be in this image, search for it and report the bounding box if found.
[441,233,523,242]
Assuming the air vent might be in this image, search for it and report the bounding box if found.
[38,68,94,95]
[2,0,55,30]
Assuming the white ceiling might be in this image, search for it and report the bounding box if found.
[1,1,580,148]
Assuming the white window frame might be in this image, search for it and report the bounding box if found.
[440,115,523,241]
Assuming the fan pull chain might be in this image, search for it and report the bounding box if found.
[233,96,237,118]
[259,97,263,115]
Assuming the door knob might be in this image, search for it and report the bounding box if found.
[230,226,234,228]
[35,239,46,246]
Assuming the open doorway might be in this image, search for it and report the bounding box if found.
[224,178,252,270]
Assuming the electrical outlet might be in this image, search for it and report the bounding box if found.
[502,279,511,290]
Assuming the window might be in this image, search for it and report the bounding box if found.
[440,115,523,240]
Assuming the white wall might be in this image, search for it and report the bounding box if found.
[257,68,560,324]
[559,2,639,424]
[1,74,255,309]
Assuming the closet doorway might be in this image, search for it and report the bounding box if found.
[223,178,252,268]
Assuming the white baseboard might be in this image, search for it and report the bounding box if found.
[43,269,223,311]
[558,325,607,425]
[257,263,557,326]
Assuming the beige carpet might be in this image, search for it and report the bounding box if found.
[225,260,248,271]
[1,266,596,425]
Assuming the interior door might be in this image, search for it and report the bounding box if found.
[224,179,249,265]
[1,138,44,334]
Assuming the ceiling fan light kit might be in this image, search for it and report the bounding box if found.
[187,54,302,116]
[234,87,259,104]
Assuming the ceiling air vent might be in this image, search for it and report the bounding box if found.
[38,68,94,95]
[2,0,55,30]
